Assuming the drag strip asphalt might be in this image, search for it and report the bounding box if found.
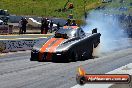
[0,47,132,88]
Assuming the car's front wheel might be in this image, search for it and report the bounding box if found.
[72,51,79,62]
[72,49,82,62]
[30,57,34,61]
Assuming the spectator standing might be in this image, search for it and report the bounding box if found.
[65,19,71,26]
[57,22,60,30]
[71,20,77,26]
[41,18,49,34]
[44,18,49,34]
[40,17,45,34]
[49,20,53,33]
[22,18,28,34]
[18,18,23,34]
[127,14,132,24]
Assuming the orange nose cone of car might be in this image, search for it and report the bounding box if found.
[39,38,57,61]
[39,38,65,61]
[46,38,65,60]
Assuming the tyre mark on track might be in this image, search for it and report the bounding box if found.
[0,56,30,63]
[0,62,51,76]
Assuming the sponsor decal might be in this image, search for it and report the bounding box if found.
[76,67,131,85]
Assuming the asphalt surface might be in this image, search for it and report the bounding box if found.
[0,46,132,88]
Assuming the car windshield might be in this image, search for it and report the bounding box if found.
[55,27,77,38]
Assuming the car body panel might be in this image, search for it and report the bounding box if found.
[31,26,101,62]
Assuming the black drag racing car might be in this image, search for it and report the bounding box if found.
[30,26,101,62]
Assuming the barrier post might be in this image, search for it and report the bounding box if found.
[8,25,13,34]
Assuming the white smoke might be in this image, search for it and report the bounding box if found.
[82,10,130,56]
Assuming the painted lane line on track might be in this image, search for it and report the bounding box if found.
[71,63,132,88]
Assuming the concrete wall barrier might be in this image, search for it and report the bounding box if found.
[0,38,46,53]
[0,25,13,34]
[0,41,6,52]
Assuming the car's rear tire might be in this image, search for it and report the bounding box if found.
[94,38,100,48]
[81,52,87,60]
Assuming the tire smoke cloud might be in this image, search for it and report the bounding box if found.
[82,11,130,56]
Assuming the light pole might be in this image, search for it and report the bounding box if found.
[83,0,87,19]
